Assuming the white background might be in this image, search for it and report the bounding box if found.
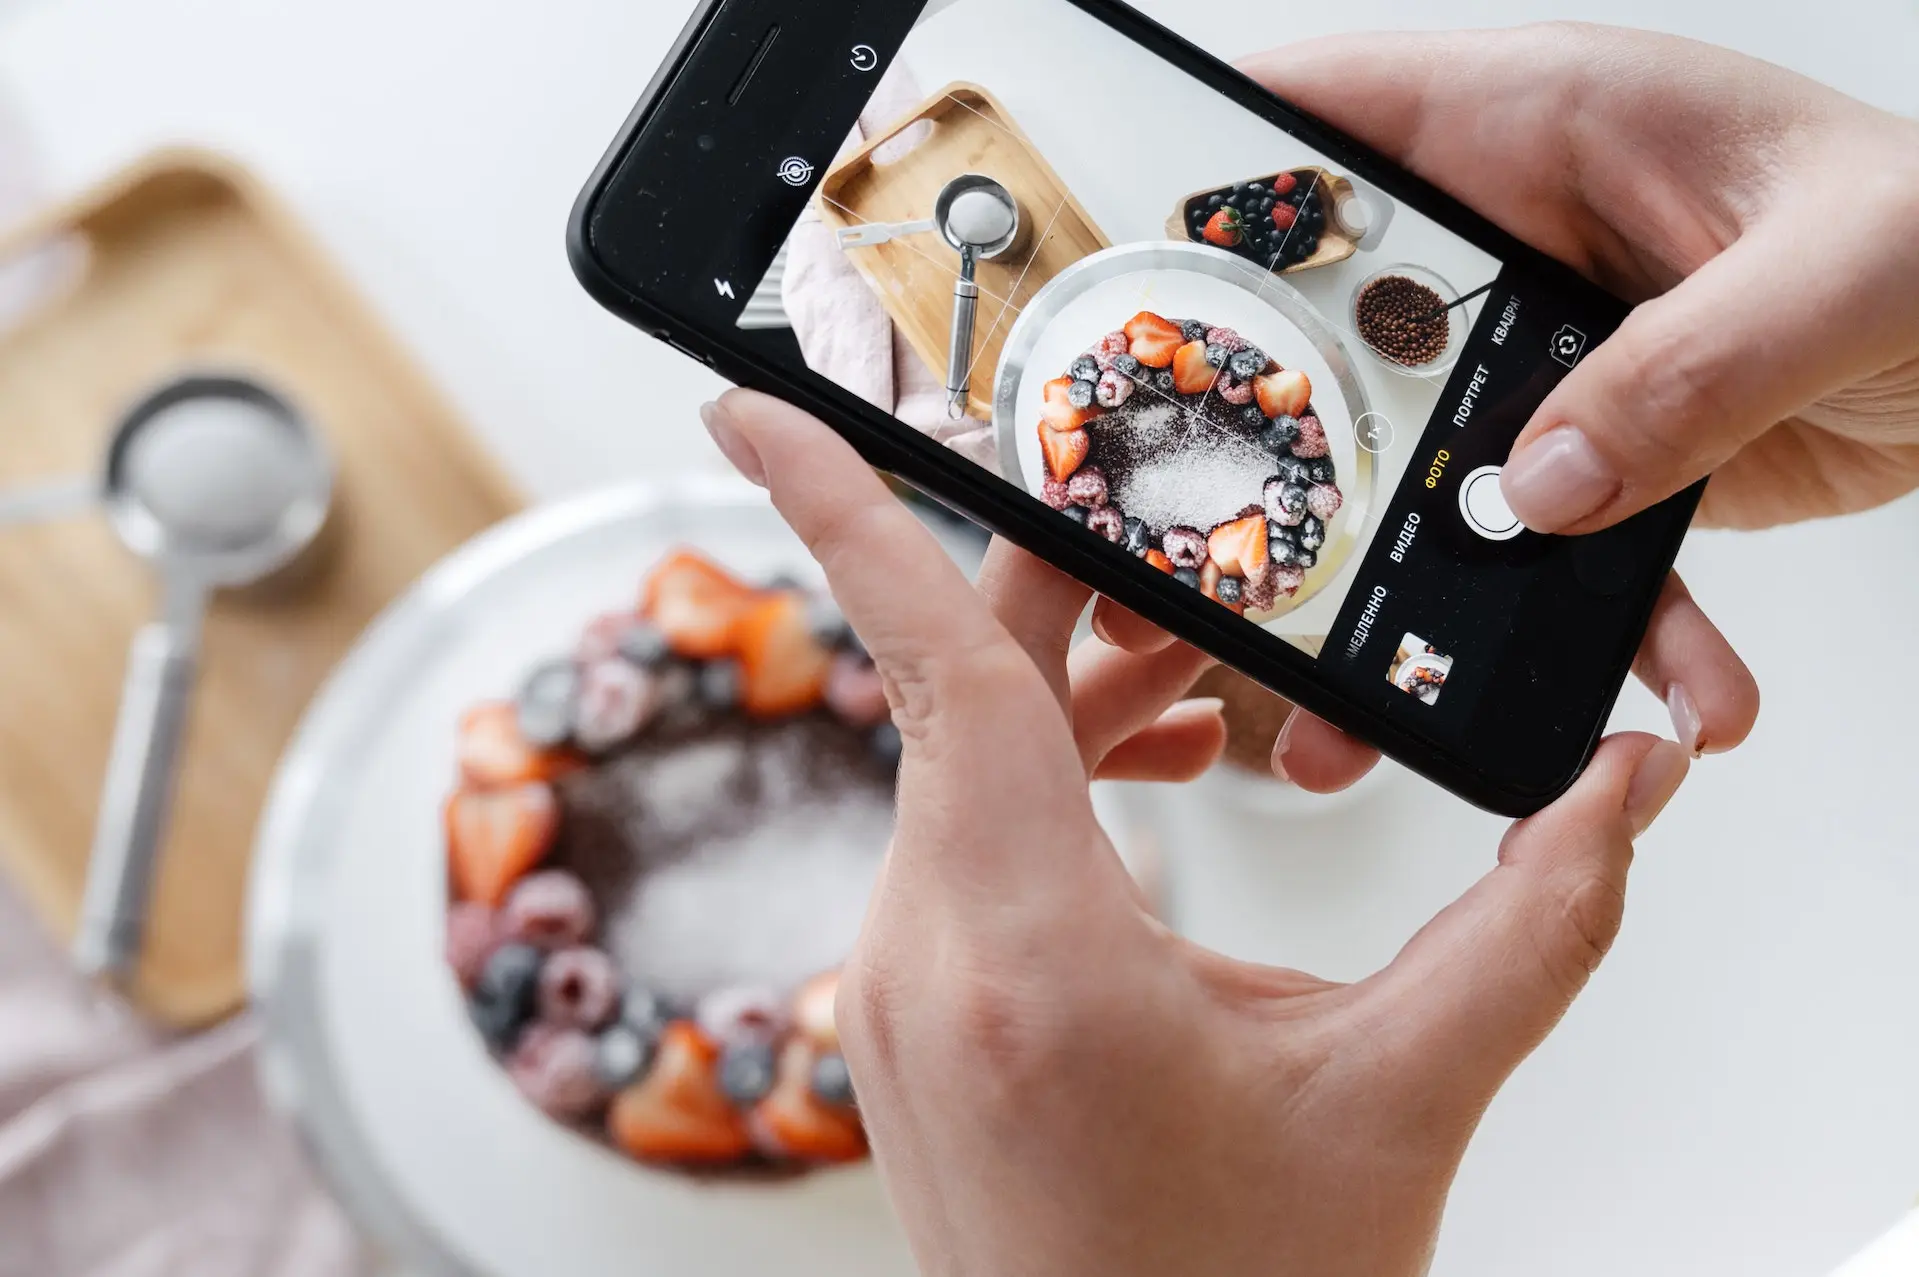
[0,1,1915,1276]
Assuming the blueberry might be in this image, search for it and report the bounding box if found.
[1216,576,1244,605]
[811,1052,857,1107]
[1269,525,1300,554]
[615,622,672,670]
[1307,458,1336,484]
[1062,504,1090,525]
[1295,548,1319,570]
[1191,210,1209,230]
[1207,194,1224,208]
[1113,353,1142,378]
[698,657,743,708]
[1244,181,1266,195]
[1154,370,1176,392]
[470,943,544,1050]
[1228,349,1266,381]
[762,572,804,592]
[1204,343,1231,369]
[593,1023,658,1091]
[1180,320,1209,343]
[1240,405,1268,429]
[469,994,527,1054]
[1260,197,1274,214]
[1299,516,1327,551]
[1071,355,1101,383]
[1122,516,1150,556]
[718,1042,778,1105]
[1297,234,1321,259]
[515,660,579,749]
[1260,416,1302,453]
[1173,567,1201,588]
[1067,379,1097,410]
[870,721,904,766]
[1225,193,1242,210]
[1272,456,1311,486]
[620,986,673,1036]
[805,595,853,648]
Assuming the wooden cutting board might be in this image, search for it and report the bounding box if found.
[816,82,1109,422]
[0,149,523,1027]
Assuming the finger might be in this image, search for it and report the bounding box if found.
[1630,573,1760,757]
[1364,733,1690,1104]
[1502,217,1919,534]
[1089,597,1177,655]
[1270,710,1381,793]
[976,538,1092,706]
[1068,635,1215,771]
[1092,700,1228,783]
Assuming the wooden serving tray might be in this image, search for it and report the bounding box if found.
[0,150,522,1027]
[816,82,1110,422]
[1165,165,1359,275]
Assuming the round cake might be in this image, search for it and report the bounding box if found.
[1034,309,1343,615]
[442,549,895,1171]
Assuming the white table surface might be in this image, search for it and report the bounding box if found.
[2,2,1916,1275]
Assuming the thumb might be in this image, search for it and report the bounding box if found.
[1502,215,1917,534]
[1365,733,1690,1096]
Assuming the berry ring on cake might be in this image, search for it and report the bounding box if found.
[443,549,896,1173]
[1033,308,1345,616]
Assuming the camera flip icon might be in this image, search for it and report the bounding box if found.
[1550,324,1588,369]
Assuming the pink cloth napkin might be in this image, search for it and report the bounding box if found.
[780,68,1003,471]
[0,881,366,1277]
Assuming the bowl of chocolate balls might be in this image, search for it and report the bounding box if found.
[1348,263,1467,379]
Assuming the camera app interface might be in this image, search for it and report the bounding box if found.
[732,0,1611,731]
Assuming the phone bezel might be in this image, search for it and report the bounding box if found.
[566,0,1696,817]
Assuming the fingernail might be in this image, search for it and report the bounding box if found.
[1625,740,1690,837]
[1090,609,1117,647]
[1270,712,1298,784]
[1501,426,1619,532]
[1666,683,1704,758]
[1163,696,1225,726]
[700,400,766,488]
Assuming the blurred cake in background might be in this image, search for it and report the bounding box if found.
[441,549,895,1171]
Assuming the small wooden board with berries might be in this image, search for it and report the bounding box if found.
[816,82,1111,422]
[1164,166,1358,277]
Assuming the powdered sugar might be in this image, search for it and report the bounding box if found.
[1106,421,1277,533]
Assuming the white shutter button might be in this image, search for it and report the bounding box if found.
[1459,465,1525,541]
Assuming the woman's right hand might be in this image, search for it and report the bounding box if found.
[1105,23,1919,785]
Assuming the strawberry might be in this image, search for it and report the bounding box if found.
[750,1039,867,1164]
[1254,368,1313,420]
[608,1022,753,1164]
[1270,203,1298,232]
[1172,341,1216,395]
[1041,376,1099,430]
[640,550,758,660]
[1144,548,1175,574]
[446,781,559,906]
[1123,312,1185,369]
[457,702,575,787]
[733,592,833,717]
[1199,559,1223,602]
[1272,171,1299,198]
[1202,207,1245,248]
[1207,515,1270,581]
[1038,423,1091,482]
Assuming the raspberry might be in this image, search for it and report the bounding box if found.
[1097,331,1130,357]
[1066,466,1108,508]
[1218,377,1254,405]
[537,946,622,1030]
[1271,564,1307,596]
[1264,479,1308,528]
[1095,370,1134,409]
[572,659,657,752]
[1205,327,1248,353]
[507,1024,605,1119]
[697,986,791,1047]
[1040,478,1073,510]
[1306,483,1343,521]
[445,902,499,990]
[500,870,596,949]
[576,611,636,665]
[1085,506,1125,543]
[1271,204,1298,231]
[1292,416,1330,459]
[824,653,890,728]
[1162,526,1208,570]
[1243,565,1279,611]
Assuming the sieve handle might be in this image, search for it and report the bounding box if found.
[945,249,980,418]
[73,581,206,981]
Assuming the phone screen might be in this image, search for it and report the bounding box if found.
[713,0,1626,746]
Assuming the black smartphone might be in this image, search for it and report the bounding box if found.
[568,0,1699,817]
